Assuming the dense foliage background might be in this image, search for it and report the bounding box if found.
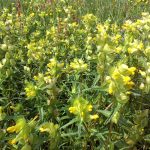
[0,0,150,149]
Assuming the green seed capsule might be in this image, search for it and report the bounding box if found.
[112,111,120,124]
[1,44,7,51]
[21,144,32,150]
[10,59,16,66]
[8,45,14,51]
[5,52,11,59]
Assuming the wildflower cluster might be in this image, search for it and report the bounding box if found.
[69,97,99,122]
[107,64,136,104]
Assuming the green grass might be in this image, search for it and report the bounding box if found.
[83,0,150,23]
[1,0,150,24]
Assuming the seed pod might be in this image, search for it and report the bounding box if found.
[112,111,120,124]
[8,45,14,51]
[21,144,32,150]
[139,83,145,90]
[5,52,11,59]
[146,76,150,84]
[1,44,8,51]
[10,59,16,66]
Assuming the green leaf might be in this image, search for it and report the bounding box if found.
[60,118,77,129]
[144,134,150,143]
[97,110,111,118]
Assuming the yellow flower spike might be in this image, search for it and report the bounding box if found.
[87,105,93,112]
[69,107,76,114]
[90,114,99,120]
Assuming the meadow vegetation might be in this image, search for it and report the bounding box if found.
[0,0,150,149]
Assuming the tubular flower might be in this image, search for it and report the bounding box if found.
[7,126,17,133]
[90,114,99,120]
[7,118,26,133]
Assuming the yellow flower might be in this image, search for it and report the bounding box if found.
[39,127,48,132]
[9,139,17,145]
[7,118,26,133]
[33,75,38,81]
[68,97,97,122]
[90,114,99,120]
[108,82,115,95]
[70,59,88,72]
[25,83,37,99]
[47,58,57,68]
[128,40,144,53]
[115,46,122,53]
[69,107,76,114]
[26,90,36,98]
[39,122,59,138]
[126,91,131,95]
[126,81,135,89]
[81,111,84,118]
[112,70,120,80]
[123,76,131,85]
[139,70,146,77]
[128,67,136,75]
[87,105,93,112]
[7,126,16,133]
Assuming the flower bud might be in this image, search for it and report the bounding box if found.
[139,83,145,90]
